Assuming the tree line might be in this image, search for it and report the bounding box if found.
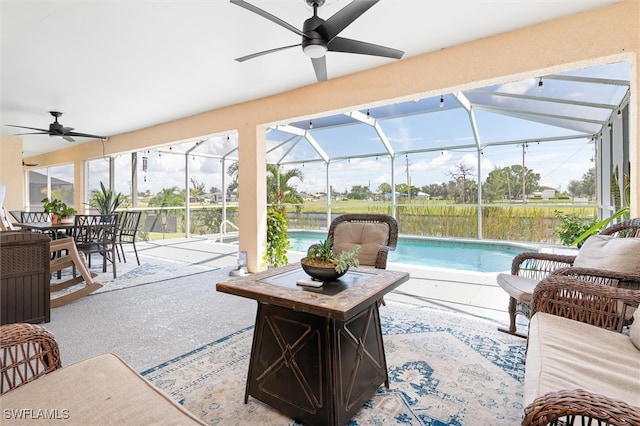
[143,162,596,207]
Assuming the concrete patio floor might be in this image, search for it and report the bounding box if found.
[135,236,513,325]
[40,235,524,371]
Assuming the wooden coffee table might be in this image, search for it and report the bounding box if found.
[216,263,409,426]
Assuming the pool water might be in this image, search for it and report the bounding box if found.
[288,231,533,273]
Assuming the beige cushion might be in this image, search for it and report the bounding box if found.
[525,312,640,408]
[333,222,390,266]
[630,309,640,350]
[0,353,204,425]
[496,273,539,302]
[573,234,640,274]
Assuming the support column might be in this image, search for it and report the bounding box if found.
[630,60,639,216]
[238,125,267,272]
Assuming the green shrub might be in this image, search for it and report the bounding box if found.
[264,207,291,268]
[554,210,596,247]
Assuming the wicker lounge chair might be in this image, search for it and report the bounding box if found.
[317,213,399,270]
[497,218,640,336]
[0,323,205,424]
[309,214,398,306]
[522,276,640,426]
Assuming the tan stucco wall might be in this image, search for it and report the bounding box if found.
[12,0,640,272]
[0,136,25,210]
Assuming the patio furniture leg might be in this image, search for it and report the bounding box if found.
[498,296,527,338]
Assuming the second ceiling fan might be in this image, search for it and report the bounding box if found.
[231,0,404,82]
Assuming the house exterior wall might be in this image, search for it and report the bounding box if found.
[0,136,25,210]
[7,0,640,272]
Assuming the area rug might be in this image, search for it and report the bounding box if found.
[50,254,219,300]
[141,301,526,425]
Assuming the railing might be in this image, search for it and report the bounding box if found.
[219,220,239,243]
[118,202,602,245]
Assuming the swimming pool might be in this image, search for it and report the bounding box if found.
[287,231,535,273]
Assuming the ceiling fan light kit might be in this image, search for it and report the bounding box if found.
[231,0,404,81]
[303,44,327,58]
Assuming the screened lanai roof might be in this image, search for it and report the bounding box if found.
[166,61,629,165]
[261,61,630,166]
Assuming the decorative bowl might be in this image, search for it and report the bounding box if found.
[300,259,347,282]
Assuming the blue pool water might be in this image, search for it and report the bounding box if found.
[287,231,534,273]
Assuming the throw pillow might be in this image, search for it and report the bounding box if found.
[573,234,640,275]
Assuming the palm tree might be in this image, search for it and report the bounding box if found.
[226,162,304,206]
[267,164,304,205]
[148,187,183,237]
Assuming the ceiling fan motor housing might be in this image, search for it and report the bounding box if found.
[49,121,63,134]
[302,15,327,57]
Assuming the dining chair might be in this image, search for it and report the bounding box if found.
[72,214,119,278]
[116,211,142,265]
[19,211,52,223]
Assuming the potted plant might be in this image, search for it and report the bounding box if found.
[41,197,77,224]
[300,236,360,281]
[89,182,124,214]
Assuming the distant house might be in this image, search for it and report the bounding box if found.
[540,189,556,200]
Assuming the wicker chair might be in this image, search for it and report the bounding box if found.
[498,218,640,336]
[317,214,399,269]
[0,323,206,424]
[522,276,640,426]
[0,322,62,395]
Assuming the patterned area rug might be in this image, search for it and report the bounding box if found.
[142,301,526,425]
[50,254,219,299]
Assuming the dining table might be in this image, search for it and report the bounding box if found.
[14,221,74,239]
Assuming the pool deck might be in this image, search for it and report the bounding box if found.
[136,236,528,327]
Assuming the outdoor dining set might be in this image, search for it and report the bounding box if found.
[0,208,142,324]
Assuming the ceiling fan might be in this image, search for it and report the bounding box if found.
[231,0,404,82]
[7,111,107,143]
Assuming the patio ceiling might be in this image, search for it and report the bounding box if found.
[1,0,623,159]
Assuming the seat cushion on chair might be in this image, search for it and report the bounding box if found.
[496,273,539,302]
[525,312,640,408]
[333,222,390,266]
[0,353,204,425]
[573,234,640,274]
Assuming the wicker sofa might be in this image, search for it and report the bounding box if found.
[0,323,205,425]
[522,276,640,426]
